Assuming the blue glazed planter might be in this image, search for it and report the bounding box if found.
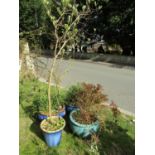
[58,110,66,117]
[65,105,79,114]
[38,109,66,121]
[40,116,66,147]
[69,110,99,138]
[38,113,48,121]
[43,130,63,147]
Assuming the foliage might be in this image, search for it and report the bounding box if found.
[19,0,50,50]
[89,134,100,155]
[76,0,135,55]
[19,0,135,55]
[110,100,121,124]
[72,83,108,124]
[20,96,135,155]
[42,0,92,117]
[32,87,66,113]
[75,83,108,106]
[65,83,83,106]
[33,94,48,113]
[19,77,67,115]
[19,0,46,32]
[19,79,134,154]
[42,0,87,56]
[41,116,65,132]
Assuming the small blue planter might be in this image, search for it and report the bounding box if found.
[38,109,66,121]
[38,113,48,121]
[65,105,79,114]
[58,110,66,117]
[69,110,99,138]
[40,116,65,147]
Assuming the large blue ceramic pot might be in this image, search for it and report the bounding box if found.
[65,105,79,114]
[69,109,99,138]
[40,116,66,147]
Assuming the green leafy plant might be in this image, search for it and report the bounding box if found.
[19,77,67,116]
[32,87,67,115]
[33,94,48,114]
[65,83,83,106]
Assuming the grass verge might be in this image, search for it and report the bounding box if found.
[19,78,135,155]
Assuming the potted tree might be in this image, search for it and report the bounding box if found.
[68,83,108,138]
[40,116,66,146]
[33,86,67,121]
[39,0,91,147]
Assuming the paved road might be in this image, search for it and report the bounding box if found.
[34,57,135,114]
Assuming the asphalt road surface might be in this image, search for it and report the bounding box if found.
[34,57,135,115]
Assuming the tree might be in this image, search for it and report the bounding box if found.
[19,0,135,56]
[42,0,90,116]
[75,0,135,56]
[19,0,52,50]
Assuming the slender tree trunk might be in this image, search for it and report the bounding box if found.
[47,40,68,116]
[48,56,57,116]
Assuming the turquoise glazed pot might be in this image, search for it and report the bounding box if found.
[69,110,99,138]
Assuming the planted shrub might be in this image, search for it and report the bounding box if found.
[33,87,67,115]
[33,94,48,114]
[72,83,108,124]
[65,83,83,106]
[19,77,68,119]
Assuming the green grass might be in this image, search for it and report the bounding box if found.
[19,78,135,155]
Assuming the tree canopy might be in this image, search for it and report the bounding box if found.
[19,0,135,56]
